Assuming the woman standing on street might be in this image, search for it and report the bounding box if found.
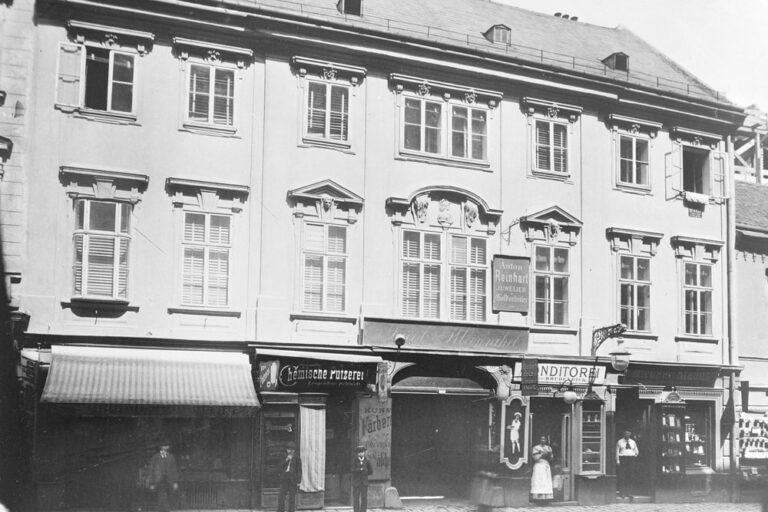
[530,435,554,505]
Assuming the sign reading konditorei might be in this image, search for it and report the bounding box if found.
[492,255,530,313]
[514,362,606,385]
[258,360,376,392]
[359,397,391,480]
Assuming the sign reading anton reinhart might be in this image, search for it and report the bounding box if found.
[492,255,529,313]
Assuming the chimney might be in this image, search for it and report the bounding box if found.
[554,12,562,17]
[562,14,570,19]
[571,16,578,21]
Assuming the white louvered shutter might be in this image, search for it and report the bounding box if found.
[73,234,84,295]
[554,124,568,173]
[213,68,235,125]
[182,247,205,305]
[307,82,327,137]
[87,236,116,297]
[207,248,229,306]
[57,42,83,108]
[329,86,349,141]
[188,64,211,122]
[536,121,551,170]
[304,224,325,311]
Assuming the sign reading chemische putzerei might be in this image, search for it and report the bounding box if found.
[492,255,530,313]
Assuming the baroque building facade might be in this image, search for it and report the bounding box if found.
[2,0,750,509]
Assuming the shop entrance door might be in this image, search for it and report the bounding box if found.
[615,389,653,498]
[530,398,571,502]
[391,394,475,498]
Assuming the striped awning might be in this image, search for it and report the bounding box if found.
[41,346,259,414]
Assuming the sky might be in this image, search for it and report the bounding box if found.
[494,0,768,112]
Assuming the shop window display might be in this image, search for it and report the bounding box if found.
[578,403,603,473]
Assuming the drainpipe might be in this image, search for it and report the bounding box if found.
[725,134,738,502]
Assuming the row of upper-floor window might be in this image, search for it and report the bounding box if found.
[70,193,722,339]
[54,38,729,200]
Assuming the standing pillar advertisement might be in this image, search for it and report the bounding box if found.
[358,396,392,507]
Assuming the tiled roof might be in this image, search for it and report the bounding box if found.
[736,181,768,230]
[241,0,728,104]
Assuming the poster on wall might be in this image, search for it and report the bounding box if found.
[492,255,530,313]
[500,394,529,470]
[358,396,392,480]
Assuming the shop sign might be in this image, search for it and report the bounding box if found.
[521,358,538,396]
[359,397,391,480]
[362,318,528,354]
[514,362,606,385]
[492,256,529,313]
[258,360,375,392]
[500,394,529,470]
[624,366,719,388]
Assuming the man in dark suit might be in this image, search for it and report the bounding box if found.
[149,440,179,512]
[277,442,302,512]
[352,445,373,512]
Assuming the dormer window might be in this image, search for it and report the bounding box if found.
[485,25,512,45]
[338,0,362,16]
[603,52,629,72]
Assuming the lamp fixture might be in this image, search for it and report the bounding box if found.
[553,379,579,405]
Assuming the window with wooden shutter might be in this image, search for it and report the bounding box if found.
[302,223,347,313]
[535,120,568,173]
[181,212,231,307]
[72,199,131,300]
[187,63,235,126]
[534,245,569,326]
[306,81,349,141]
[401,230,487,321]
[56,43,135,114]
[683,262,712,336]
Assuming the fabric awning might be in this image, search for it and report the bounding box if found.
[41,345,259,414]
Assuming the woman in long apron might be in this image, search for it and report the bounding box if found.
[530,435,554,504]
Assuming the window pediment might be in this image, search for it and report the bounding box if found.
[670,235,724,262]
[390,74,502,109]
[387,186,501,234]
[67,20,154,55]
[522,97,582,122]
[608,114,661,138]
[60,165,148,203]
[172,37,253,68]
[520,206,581,245]
[292,56,366,85]
[606,227,663,255]
[671,126,722,149]
[288,179,363,224]
[166,177,249,213]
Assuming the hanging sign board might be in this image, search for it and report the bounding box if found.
[514,362,607,385]
[492,255,530,313]
[521,358,539,396]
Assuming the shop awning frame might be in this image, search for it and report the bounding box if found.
[40,345,260,416]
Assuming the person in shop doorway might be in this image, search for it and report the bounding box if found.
[277,442,302,512]
[352,445,373,512]
[149,439,179,512]
[530,436,554,505]
[615,430,639,501]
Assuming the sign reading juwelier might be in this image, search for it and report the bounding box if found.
[259,360,376,392]
[492,255,530,313]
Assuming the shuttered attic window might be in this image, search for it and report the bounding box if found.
[484,24,512,44]
[602,52,629,71]
[338,0,362,16]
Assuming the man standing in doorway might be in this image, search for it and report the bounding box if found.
[615,430,639,501]
[352,445,373,512]
[277,442,302,512]
[149,439,179,512]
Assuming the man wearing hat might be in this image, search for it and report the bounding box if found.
[277,442,302,512]
[149,439,179,512]
[352,445,373,512]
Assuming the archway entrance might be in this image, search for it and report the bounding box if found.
[390,365,494,498]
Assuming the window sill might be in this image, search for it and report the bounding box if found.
[396,150,491,171]
[530,325,578,335]
[63,297,138,312]
[675,335,719,344]
[621,331,659,341]
[167,306,241,317]
[530,169,572,183]
[290,311,358,324]
[616,183,652,195]
[180,122,238,138]
[56,105,139,125]
[300,136,353,153]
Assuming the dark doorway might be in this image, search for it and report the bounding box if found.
[614,388,653,497]
[391,394,480,498]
